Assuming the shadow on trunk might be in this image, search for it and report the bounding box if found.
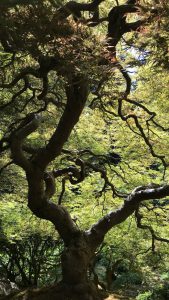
[0,281,108,300]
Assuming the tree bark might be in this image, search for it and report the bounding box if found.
[2,234,105,300]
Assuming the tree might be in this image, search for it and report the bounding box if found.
[0,0,169,299]
[0,222,62,288]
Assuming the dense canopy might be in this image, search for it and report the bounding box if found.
[0,1,169,299]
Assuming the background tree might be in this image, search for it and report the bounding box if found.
[0,0,169,299]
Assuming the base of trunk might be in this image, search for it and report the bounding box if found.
[1,281,108,300]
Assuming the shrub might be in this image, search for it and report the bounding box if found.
[136,291,152,300]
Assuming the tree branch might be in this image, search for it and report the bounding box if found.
[135,208,169,252]
[10,114,41,171]
[33,75,89,169]
[118,98,166,172]
[86,185,169,249]
[57,0,105,19]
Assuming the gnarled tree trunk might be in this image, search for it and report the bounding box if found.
[2,233,105,300]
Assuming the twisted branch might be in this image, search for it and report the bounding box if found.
[10,114,41,171]
[86,184,169,249]
[135,207,169,252]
